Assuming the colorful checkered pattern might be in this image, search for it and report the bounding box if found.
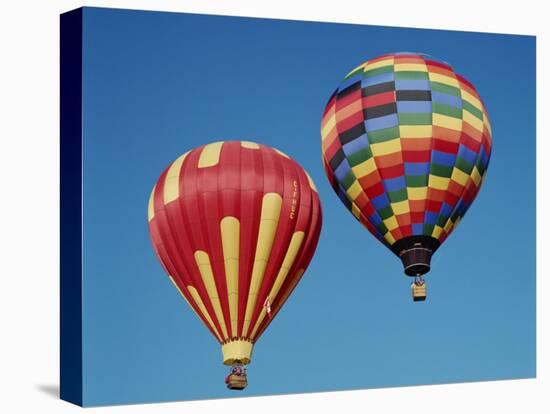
[321,53,492,248]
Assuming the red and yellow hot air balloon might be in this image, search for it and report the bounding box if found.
[321,53,492,301]
[148,141,322,389]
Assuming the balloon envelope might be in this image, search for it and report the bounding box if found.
[148,141,322,365]
[321,53,492,275]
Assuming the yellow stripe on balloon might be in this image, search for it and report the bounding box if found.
[383,231,396,245]
[220,217,240,336]
[194,251,229,339]
[370,138,401,157]
[462,110,483,133]
[428,175,451,191]
[391,200,410,215]
[198,142,224,168]
[352,157,377,178]
[241,141,260,149]
[249,231,305,339]
[407,187,428,200]
[471,166,482,187]
[346,180,362,200]
[428,72,459,88]
[432,225,444,239]
[241,193,282,337]
[461,90,482,112]
[442,219,451,234]
[351,202,361,219]
[321,115,336,140]
[450,168,469,186]
[394,63,426,72]
[399,125,432,138]
[364,58,394,71]
[163,151,189,204]
[187,285,223,342]
[432,113,462,131]
[148,184,156,222]
[383,216,399,231]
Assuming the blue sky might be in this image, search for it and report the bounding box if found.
[80,7,535,406]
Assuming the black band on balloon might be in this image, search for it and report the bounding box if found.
[390,236,441,277]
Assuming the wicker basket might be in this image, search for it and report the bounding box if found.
[411,283,427,302]
[227,374,247,390]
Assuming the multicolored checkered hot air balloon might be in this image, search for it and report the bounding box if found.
[148,141,322,389]
[320,52,492,301]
